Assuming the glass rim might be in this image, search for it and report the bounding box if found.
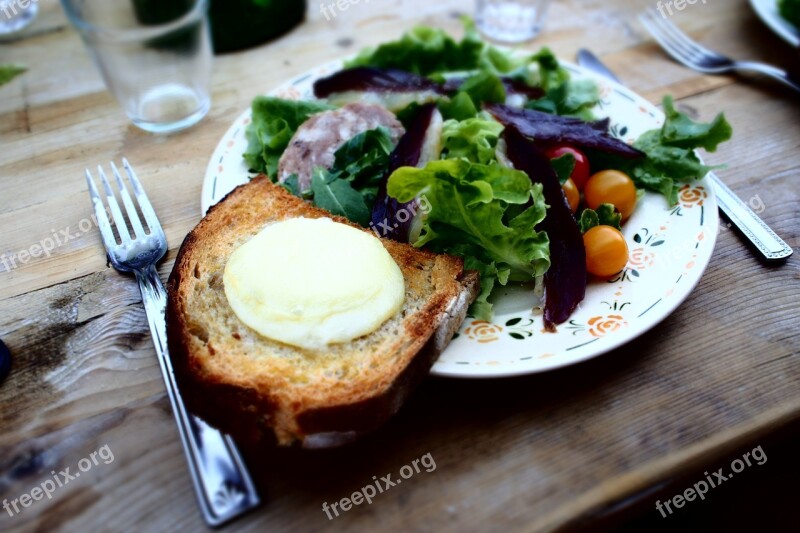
[61,0,208,42]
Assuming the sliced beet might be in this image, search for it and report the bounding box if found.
[371,103,442,242]
[503,127,586,331]
[487,104,644,159]
[314,67,447,98]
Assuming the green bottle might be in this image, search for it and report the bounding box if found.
[132,0,307,54]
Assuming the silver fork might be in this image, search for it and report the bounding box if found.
[640,8,800,94]
[86,159,260,526]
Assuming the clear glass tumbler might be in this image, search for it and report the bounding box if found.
[475,0,552,43]
[61,0,212,134]
[0,0,38,35]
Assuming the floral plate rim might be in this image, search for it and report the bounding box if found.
[200,57,719,379]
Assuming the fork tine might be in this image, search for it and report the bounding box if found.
[647,9,721,60]
[122,158,165,238]
[97,165,131,243]
[86,169,122,252]
[640,11,699,68]
[110,161,147,238]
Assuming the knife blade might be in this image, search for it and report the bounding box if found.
[576,49,793,262]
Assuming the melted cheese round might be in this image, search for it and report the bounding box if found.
[223,217,405,350]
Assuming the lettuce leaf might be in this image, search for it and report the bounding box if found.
[527,78,600,121]
[441,116,504,165]
[0,65,26,87]
[346,18,532,79]
[244,97,334,177]
[578,204,622,233]
[387,159,550,318]
[593,96,732,204]
[529,48,570,91]
[438,91,479,121]
[779,0,800,27]
[458,71,507,107]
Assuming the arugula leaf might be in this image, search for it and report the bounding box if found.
[244,97,334,177]
[331,127,395,194]
[387,159,550,319]
[0,65,26,87]
[281,174,306,198]
[550,153,576,185]
[578,204,622,233]
[289,128,396,226]
[441,116,505,165]
[592,96,732,204]
[310,169,372,226]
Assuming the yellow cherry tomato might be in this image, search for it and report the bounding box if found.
[583,225,629,277]
[562,178,580,213]
[584,170,637,220]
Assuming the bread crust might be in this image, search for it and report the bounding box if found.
[167,177,479,447]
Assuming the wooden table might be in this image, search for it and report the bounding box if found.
[1,0,798,530]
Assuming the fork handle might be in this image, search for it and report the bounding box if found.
[734,62,800,94]
[135,264,260,526]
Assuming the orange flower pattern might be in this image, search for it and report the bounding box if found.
[628,247,656,270]
[587,315,629,337]
[464,321,503,344]
[679,184,708,207]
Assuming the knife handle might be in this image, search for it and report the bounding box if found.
[709,173,793,262]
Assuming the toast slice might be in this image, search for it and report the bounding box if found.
[166,177,479,447]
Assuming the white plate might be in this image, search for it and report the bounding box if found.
[750,0,800,47]
[202,59,718,378]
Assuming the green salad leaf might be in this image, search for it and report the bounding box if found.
[578,204,622,233]
[347,18,533,78]
[0,65,26,87]
[441,116,504,165]
[438,91,479,121]
[593,96,732,204]
[244,97,334,177]
[527,78,600,121]
[779,0,800,27]
[287,127,396,226]
[529,48,570,91]
[387,159,550,319]
[459,71,507,107]
[660,95,734,151]
[550,153,576,185]
[310,169,372,226]
[330,126,395,198]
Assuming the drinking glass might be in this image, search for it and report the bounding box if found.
[61,0,213,134]
[0,0,38,35]
[475,0,553,43]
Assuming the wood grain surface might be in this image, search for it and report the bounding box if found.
[1,0,798,531]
